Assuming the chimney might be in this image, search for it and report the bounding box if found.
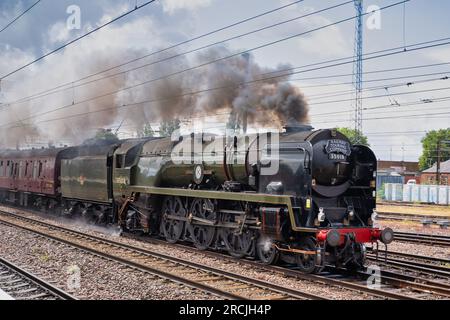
[283,118,313,133]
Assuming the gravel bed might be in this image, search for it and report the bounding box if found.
[0,207,384,300]
[0,223,215,300]
[385,240,449,260]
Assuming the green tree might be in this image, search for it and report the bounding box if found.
[138,124,154,138]
[94,128,119,141]
[83,128,119,145]
[159,119,181,137]
[418,128,450,170]
[337,127,370,146]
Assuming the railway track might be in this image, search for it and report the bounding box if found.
[367,248,450,278]
[156,239,450,300]
[378,212,449,223]
[155,237,450,299]
[0,210,322,300]
[1,207,449,300]
[393,231,450,247]
[0,256,75,300]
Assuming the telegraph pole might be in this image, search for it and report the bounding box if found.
[436,140,441,185]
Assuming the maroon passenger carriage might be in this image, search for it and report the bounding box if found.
[0,148,65,208]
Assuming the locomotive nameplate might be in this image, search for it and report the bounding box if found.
[325,139,351,160]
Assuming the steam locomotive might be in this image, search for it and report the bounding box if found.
[0,125,393,273]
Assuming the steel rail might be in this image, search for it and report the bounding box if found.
[0,210,322,300]
[366,248,450,277]
[141,238,418,300]
[393,231,450,247]
[1,206,444,300]
[0,256,76,300]
[146,238,450,299]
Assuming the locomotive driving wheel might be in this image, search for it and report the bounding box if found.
[187,198,217,250]
[161,196,186,243]
[256,236,279,265]
[220,214,254,258]
[295,237,319,274]
[81,205,106,225]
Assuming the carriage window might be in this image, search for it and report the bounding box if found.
[33,161,39,179]
[0,161,3,177]
[25,161,30,177]
[13,162,19,177]
[7,161,12,177]
[38,161,43,178]
[19,161,25,178]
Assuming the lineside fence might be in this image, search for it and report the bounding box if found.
[384,183,450,205]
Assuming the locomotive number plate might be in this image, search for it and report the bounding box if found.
[328,153,346,160]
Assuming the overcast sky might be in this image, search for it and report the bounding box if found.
[0,0,449,163]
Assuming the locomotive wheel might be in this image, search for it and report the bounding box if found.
[256,236,279,265]
[81,206,105,225]
[220,214,254,258]
[188,198,217,250]
[91,207,106,225]
[295,237,319,274]
[345,243,366,271]
[161,196,186,243]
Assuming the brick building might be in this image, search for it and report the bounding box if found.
[376,160,420,188]
[379,161,420,179]
[421,159,450,185]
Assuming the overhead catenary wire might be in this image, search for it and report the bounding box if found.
[307,85,450,106]
[0,1,409,126]
[3,33,450,129]
[1,2,444,159]
[311,95,450,117]
[1,0,352,108]
[7,54,450,108]
[24,74,450,126]
[3,0,409,112]
[306,73,450,100]
[309,71,450,90]
[366,130,428,135]
[8,2,450,136]
[1,0,307,105]
[0,0,42,34]
[7,84,450,130]
[0,0,158,80]
[313,110,450,124]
